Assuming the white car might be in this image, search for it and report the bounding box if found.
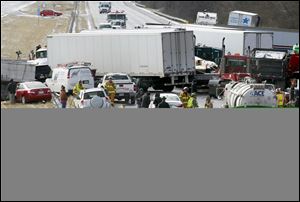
[99,23,112,30]
[149,93,183,108]
[111,20,124,29]
[73,88,111,108]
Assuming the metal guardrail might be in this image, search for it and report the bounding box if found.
[1,59,35,82]
[85,1,96,29]
[68,1,79,33]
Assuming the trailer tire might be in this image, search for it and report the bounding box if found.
[125,96,130,104]
[130,97,135,105]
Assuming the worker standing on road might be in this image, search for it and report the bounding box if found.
[276,88,285,108]
[187,93,199,108]
[7,79,17,104]
[289,79,296,104]
[60,85,68,108]
[158,96,170,108]
[73,80,84,97]
[135,88,144,108]
[141,91,151,108]
[153,92,163,108]
[179,87,190,108]
[204,95,213,108]
[104,77,116,107]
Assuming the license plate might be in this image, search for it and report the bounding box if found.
[38,91,44,95]
[82,80,89,84]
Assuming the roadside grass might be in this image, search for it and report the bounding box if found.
[1,1,73,60]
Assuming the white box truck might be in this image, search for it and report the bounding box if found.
[196,12,217,25]
[183,25,273,55]
[228,10,260,27]
[47,29,195,92]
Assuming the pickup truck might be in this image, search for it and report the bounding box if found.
[98,73,137,104]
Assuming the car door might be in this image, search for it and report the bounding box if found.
[15,83,26,102]
[74,91,82,108]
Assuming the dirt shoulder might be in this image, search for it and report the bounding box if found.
[1,1,74,60]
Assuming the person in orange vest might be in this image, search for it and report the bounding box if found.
[276,88,285,108]
[179,87,191,108]
[105,77,117,107]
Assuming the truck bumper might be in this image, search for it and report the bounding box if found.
[115,92,136,99]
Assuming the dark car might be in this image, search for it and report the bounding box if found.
[40,9,62,17]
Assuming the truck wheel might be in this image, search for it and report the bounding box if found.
[162,86,174,92]
[125,96,130,104]
[130,97,135,105]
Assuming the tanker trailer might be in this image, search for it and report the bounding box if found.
[224,81,277,108]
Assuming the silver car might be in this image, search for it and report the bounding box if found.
[73,88,111,108]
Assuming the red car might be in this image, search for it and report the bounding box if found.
[15,81,52,104]
[40,9,62,17]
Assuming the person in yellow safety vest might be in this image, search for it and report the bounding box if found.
[179,87,191,108]
[187,93,199,108]
[73,80,84,96]
[105,77,116,106]
[276,88,285,108]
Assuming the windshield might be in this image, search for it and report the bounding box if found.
[107,14,126,21]
[100,24,111,28]
[69,68,92,77]
[25,82,47,89]
[84,91,105,99]
[112,21,121,25]
[161,94,180,101]
[105,75,129,80]
[195,47,222,62]
[226,59,247,68]
[36,50,47,59]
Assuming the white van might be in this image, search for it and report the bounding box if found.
[45,62,94,95]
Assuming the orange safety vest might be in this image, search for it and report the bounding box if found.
[105,81,116,94]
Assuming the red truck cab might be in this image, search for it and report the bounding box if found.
[219,54,252,81]
[286,53,299,78]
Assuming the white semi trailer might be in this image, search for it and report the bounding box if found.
[142,24,274,56]
[184,25,274,55]
[47,29,195,92]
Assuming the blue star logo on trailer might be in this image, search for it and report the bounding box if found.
[242,17,250,25]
